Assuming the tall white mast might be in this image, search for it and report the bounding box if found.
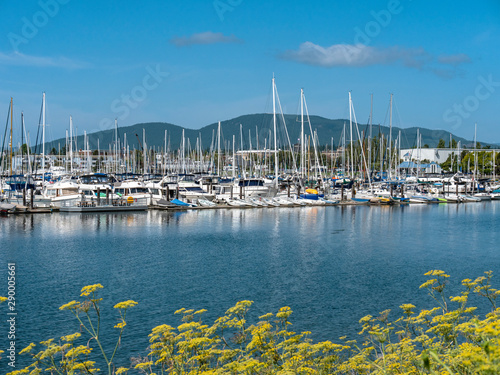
[65,129,68,172]
[198,133,202,173]
[493,149,496,181]
[114,118,118,173]
[86,134,91,173]
[474,123,477,190]
[342,122,346,176]
[369,94,373,173]
[75,126,78,163]
[349,92,354,178]
[331,137,333,176]
[416,129,420,180]
[97,139,100,172]
[84,130,87,172]
[273,76,278,187]
[389,93,393,180]
[248,130,252,176]
[217,121,221,175]
[256,126,259,150]
[124,133,127,173]
[301,88,305,179]
[9,98,13,176]
[25,128,32,175]
[398,130,401,179]
[181,128,185,174]
[380,134,383,176]
[143,128,147,175]
[164,130,167,177]
[42,92,46,171]
[458,141,461,173]
[69,116,73,173]
[232,135,236,179]
[240,124,245,179]
[126,144,130,174]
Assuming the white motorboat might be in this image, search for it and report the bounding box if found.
[197,198,218,207]
[473,192,492,201]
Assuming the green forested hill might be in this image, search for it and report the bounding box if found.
[44,113,482,152]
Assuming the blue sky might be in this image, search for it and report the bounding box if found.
[1,0,499,145]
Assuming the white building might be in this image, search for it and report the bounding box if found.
[400,148,458,164]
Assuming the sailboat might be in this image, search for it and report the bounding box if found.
[1,98,35,205]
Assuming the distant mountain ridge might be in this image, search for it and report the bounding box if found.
[43,113,488,152]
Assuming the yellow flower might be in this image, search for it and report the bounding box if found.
[71,361,99,373]
[80,284,103,297]
[400,304,416,316]
[359,315,372,324]
[400,303,415,310]
[424,270,450,277]
[134,361,153,370]
[113,300,138,309]
[39,344,62,359]
[259,313,274,320]
[276,306,293,319]
[225,300,253,316]
[114,321,127,329]
[40,339,54,346]
[115,368,129,374]
[66,345,92,357]
[0,296,7,303]
[59,301,80,311]
[19,343,36,354]
[419,279,437,289]
[462,278,475,287]
[450,295,467,303]
[61,333,81,342]
[6,369,31,375]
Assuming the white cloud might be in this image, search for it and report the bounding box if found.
[280,42,470,78]
[0,51,90,69]
[280,42,430,68]
[170,31,242,47]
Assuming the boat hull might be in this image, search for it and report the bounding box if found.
[60,204,148,212]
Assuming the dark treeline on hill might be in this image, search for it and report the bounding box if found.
[44,114,484,152]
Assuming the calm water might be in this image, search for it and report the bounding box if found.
[1,202,499,371]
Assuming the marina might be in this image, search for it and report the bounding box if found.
[2,174,500,215]
[2,89,499,217]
